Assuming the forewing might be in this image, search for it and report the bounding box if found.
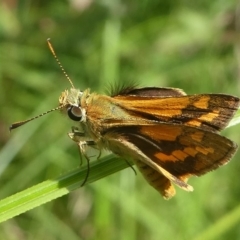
[113,94,240,132]
[113,87,186,97]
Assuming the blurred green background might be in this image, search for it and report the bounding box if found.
[1,0,240,239]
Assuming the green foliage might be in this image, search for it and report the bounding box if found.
[0,1,240,239]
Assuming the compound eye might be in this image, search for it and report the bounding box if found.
[67,106,82,121]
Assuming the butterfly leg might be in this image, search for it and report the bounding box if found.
[68,127,101,186]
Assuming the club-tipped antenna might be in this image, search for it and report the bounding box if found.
[10,39,75,131]
[47,38,75,89]
[9,105,64,131]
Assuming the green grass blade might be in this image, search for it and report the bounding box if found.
[0,154,130,223]
[227,108,240,128]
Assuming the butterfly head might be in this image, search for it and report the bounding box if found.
[59,88,86,123]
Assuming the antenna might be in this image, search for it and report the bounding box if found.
[9,105,64,131]
[10,39,74,131]
[47,38,75,88]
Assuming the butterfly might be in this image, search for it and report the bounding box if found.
[10,40,240,199]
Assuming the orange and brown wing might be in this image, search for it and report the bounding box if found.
[106,123,237,198]
[114,93,239,132]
